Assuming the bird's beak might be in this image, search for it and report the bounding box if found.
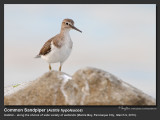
[69,24,82,33]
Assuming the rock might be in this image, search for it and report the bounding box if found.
[4,67,156,105]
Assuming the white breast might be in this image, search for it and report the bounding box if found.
[41,33,73,64]
[59,34,73,63]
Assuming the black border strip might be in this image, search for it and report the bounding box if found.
[2,0,159,4]
[1,0,160,120]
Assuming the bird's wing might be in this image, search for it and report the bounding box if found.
[39,39,52,55]
[39,34,63,55]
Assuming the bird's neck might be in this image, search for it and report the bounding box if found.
[60,28,70,36]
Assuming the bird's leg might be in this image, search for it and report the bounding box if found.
[59,65,62,71]
[59,62,63,71]
[49,64,52,71]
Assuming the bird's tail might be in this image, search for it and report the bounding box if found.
[34,55,41,58]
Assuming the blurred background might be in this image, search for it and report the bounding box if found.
[4,4,156,98]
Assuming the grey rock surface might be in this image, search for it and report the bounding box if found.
[4,67,156,105]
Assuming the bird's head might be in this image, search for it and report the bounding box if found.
[61,19,82,33]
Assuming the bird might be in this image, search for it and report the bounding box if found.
[35,18,82,71]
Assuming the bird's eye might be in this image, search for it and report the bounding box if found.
[66,23,69,25]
